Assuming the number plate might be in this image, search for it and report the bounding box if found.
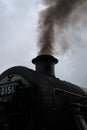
[0,85,16,96]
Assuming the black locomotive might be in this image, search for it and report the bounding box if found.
[0,55,87,130]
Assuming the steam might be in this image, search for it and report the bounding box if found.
[37,0,83,55]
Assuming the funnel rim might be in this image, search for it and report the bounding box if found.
[32,55,58,64]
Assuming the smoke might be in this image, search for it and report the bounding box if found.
[37,0,84,55]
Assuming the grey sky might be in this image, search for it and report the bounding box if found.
[0,0,87,88]
[0,0,39,70]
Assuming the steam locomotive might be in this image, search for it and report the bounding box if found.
[0,55,87,130]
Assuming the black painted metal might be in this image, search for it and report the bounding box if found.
[32,55,58,77]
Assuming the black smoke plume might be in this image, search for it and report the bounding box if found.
[37,0,82,55]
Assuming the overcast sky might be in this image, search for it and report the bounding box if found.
[0,0,87,88]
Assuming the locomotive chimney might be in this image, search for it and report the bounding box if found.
[32,55,58,77]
